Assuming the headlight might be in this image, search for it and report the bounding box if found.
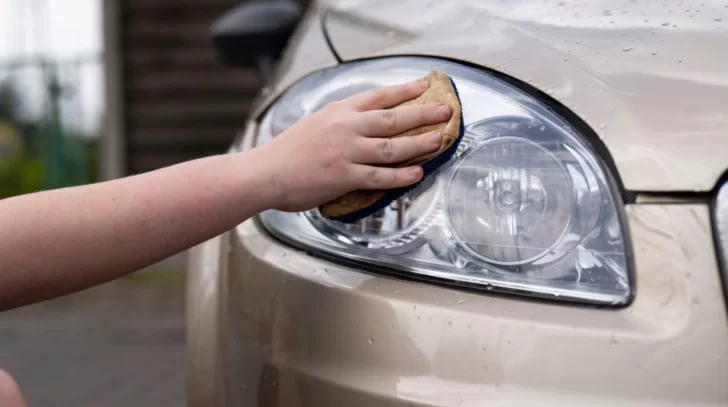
[252,57,632,306]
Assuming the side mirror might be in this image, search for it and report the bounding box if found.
[211,0,303,83]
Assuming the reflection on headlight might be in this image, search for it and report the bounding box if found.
[253,56,631,306]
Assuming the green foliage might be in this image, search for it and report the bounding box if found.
[0,79,100,199]
[0,155,43,199]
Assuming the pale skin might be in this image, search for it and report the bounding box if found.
[0,79,452,405]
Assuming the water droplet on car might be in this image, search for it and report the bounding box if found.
[369,337,374,344]
[539,125,546,131]
[599,123,607,129]
[413,305,417,311]
[482,346,487,352]
[692,298,702,307]
[661,22,670,26]
[458,299,465,304]
[651,51,658,55]
[482,366,488,370]
[715,18,723,21]
[610,334,618,346]
[564,57,571,62]
[395,290,400,294]
[553,292,561,297]
[622,47,634,52]
[389,322,394,328]
[448,321,453,327]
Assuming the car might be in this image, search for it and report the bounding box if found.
[186,0,728,405]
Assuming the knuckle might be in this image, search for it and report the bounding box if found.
[381,110,397,131]
[368,168,383,186]
[377,139,395,161]
[329,113,351,132]
[369,88,387,106]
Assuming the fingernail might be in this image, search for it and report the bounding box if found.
[438,104,452,117]
[430,131,443,144]
[410,167,423,178]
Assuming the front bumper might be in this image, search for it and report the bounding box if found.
[212,203,728,406]
[188,118,728,406]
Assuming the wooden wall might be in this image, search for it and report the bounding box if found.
[113,0,300,174]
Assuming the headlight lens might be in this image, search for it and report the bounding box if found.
[252,57,632,305]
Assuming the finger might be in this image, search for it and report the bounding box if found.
[357,103,452,137]
[353,130,443,165]
[345,80,429,111]
[349,164,424,190]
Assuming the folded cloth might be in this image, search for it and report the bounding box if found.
[319,70,464,223]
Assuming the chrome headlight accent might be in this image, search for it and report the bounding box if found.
[716,181,728,295]
[249,57,632,305]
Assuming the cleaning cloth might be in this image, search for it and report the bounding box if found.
[319,70,464,223]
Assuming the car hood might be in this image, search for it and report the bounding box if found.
[322,0,728,192]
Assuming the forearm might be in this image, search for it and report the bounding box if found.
[0,150,275,310]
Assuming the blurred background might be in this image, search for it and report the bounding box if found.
[0,0,275,405]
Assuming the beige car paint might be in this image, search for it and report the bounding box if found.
[192,193,728,406]
[187,1,728,405]
[321,0,728,192]
[188,126,728,406]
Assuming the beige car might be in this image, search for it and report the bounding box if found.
[187,0,728,405]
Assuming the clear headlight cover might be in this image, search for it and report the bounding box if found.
[252,57,632,305]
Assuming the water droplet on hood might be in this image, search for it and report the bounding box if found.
[715,18,723,21]
[661,22,671,26]
[599,123,607,129]
[610,334,618,346]
[622,47,634,52]
[651,51,658,55]
[458,299,465,304]
[369,337,374,344]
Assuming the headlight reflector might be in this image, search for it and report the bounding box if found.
[252,57,632,305]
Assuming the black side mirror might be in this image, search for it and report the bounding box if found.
[211,0,303,83]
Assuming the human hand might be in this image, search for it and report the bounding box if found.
[254,79,454,213]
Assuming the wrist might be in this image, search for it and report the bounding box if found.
[233,146,284,213]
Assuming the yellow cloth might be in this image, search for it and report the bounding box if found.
[320,70,462,220]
